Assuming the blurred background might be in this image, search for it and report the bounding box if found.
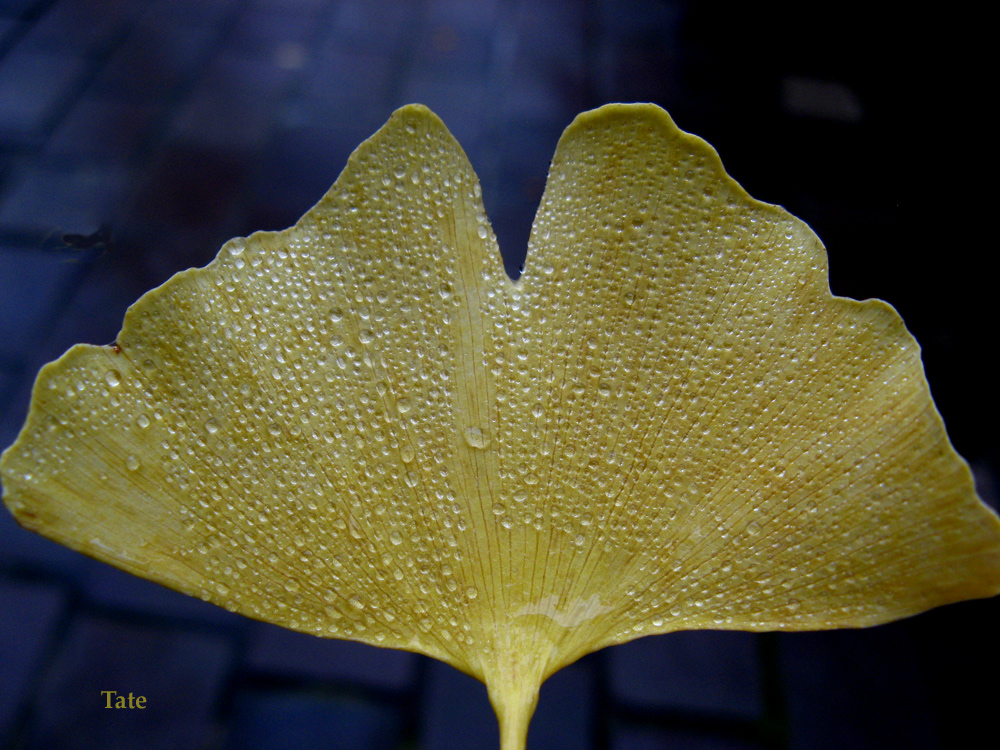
[0,1,996,748]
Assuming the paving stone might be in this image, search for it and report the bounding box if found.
[0,245,83,359]
[399,74,488,156]
[420,660,497,750]
[0,506,88,573]
[136,0,242,28]
[611,724,767,750]
[488,184,542,278]
[0,579,66,740]
[0,44,90,141]
[250,0,331,12]
[44,96,160,163]
[500,54,587,127]
[12,251,143,366]
[510,3,587,89]
[411,18,495,77]
[424,0,501,30]
[170,52,296,154]
[25,614,234,750]
[19,0,137,56]
[332,0,422,53]
[224,3,321,65]
[0,360,14,403]
[595,0,683,40]
[0,164,131,239]
[129,140,250,231]
[0,0,37,20]
[529,662,594,750]
[248,121,366,232]
[91,19,216,100]
[486,120,563,271]
[244,621,418,692]
[125,140,252,279]
[607,631,763,720]
[225,688,403,750]
[0,17,19,45]
[84,559,246,627]
[296,45,397,128]
[592,38,683,105]
[778,626,937,750]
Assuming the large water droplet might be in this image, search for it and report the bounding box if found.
[464,426,490,449]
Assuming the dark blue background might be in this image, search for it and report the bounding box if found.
[1,1,996,749]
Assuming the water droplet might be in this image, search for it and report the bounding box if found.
[400,445,415,463]
[105,370,121,387]
[205,418,219,434]
[136,414,150,429]
[390,531,403,545]
[396,398,411,414]
[466,587,478,599]
[125,455,140,471]
[464,426,490,449]
[747,522,762,536]
[349,595,365,609]
[404,471,418,488]
[477,225,488,239]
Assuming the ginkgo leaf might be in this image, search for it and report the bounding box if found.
[3,103,999,750]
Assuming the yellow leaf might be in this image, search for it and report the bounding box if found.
[3,104,999,749]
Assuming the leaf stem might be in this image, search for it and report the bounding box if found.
[492,680,539,750]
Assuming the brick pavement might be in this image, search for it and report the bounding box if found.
[1,1,996,749]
